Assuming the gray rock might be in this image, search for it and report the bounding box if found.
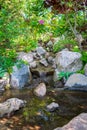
[17,52,34,64]
[84,63,87,76]
[52,64,56,69]
[46,41,53,51]
[53,69,60,82]
[47,56,54,64]
[64,73,87,91]
[0,98,26,117]
[54,113,87,130]
[10,64,32,89]
[55,49,83,72]
[33,52,39,59]
[53,80,64,88]
[31,67,54,79]
[47,102,59,112]
[29,61,37,68]
[46,40,53,47]
[0,80,5,92]
[34,83,46,97]
[36,47,46,56]
[40,58,48,67]
[62,48,69,51]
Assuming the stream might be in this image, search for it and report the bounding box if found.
[0,88,87,130]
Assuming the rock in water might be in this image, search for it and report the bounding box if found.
[47,102,59,112]
[0,98,26,117]
[34,83,46,97]
[54,113,87,130]
[64,73,87,91]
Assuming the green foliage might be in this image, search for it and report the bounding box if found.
[72,45,80,52]
[72,46,87,65]
[0,0,87,74]
[0,67,6,78]
[53,38,77,52]
[58,71,73,80]
[0,0,86,51]
[15,59,28,69]
[77,69,85,74]
[24,40,38,52]
[81,51,87,64]
[53,15,68,37]
[0,56,14,77]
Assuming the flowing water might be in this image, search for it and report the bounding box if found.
[0,88,87,130]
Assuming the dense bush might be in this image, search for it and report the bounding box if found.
[0,0,87,75]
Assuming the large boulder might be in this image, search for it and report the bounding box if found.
[0,98,26,117]
[55,49,83,73]
[10,64,32,89]
[64,73,87,91]
[54,113,87,130]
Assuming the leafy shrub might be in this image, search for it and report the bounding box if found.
[77,69,85,74]
[72,46,87,65]
[53,38,77,52]
[0,56,14,77]
[81,51,87,65]
[58,71,73,80]
[0,0,87,76]
[72,45,80,52]
[0,67,6,78]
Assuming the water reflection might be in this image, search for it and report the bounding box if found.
[0,89,87,130]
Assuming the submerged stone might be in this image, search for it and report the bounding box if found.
[34,83,46,97]
[47,102,59,112]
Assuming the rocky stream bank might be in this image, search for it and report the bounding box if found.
[0,41,87,130]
